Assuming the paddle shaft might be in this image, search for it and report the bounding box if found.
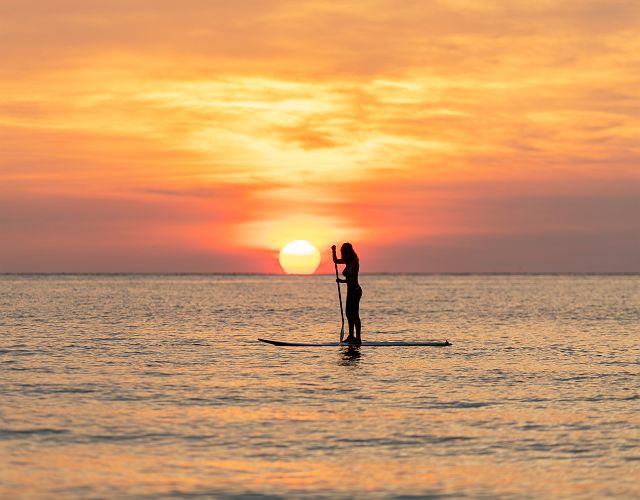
[334,262,345,342]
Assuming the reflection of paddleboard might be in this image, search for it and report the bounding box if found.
[258,338,451,347]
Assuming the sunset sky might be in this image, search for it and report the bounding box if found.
[1,0,639,272]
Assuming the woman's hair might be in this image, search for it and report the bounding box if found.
[340,242,358,263]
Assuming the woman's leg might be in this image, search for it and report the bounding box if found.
[345,290,356,341]
[353,289,362,341]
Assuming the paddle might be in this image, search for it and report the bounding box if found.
[334,260,345,343]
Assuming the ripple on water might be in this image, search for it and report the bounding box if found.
[0,274,638,498]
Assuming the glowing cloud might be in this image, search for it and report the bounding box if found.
[1,1,639,272]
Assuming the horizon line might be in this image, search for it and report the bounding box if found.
[2,272,639,276]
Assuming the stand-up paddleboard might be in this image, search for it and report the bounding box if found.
[258,338,451,347]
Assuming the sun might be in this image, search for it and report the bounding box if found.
[279,240,321,275]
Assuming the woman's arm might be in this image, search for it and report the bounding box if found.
[331,245,345,264]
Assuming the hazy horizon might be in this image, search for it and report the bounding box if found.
[2,271,639,276]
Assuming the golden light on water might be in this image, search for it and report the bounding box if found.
[278,240,321,275]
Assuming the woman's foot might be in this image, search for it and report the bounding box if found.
[342,336,356,344]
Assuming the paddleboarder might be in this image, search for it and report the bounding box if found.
[332,243,362,344]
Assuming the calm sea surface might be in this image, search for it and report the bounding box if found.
[1,274,638,499]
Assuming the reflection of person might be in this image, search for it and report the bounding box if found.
[332,243,362,344]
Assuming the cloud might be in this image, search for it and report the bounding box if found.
[0,188,268,272]
[366,230,640,273]
[2,1,638,77]
[1,0,639,271]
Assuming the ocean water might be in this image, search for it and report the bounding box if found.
[1,274,638,499]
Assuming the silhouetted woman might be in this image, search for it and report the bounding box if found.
[332,243,362,344]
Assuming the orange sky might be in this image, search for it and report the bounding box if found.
[1,0,639,272]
